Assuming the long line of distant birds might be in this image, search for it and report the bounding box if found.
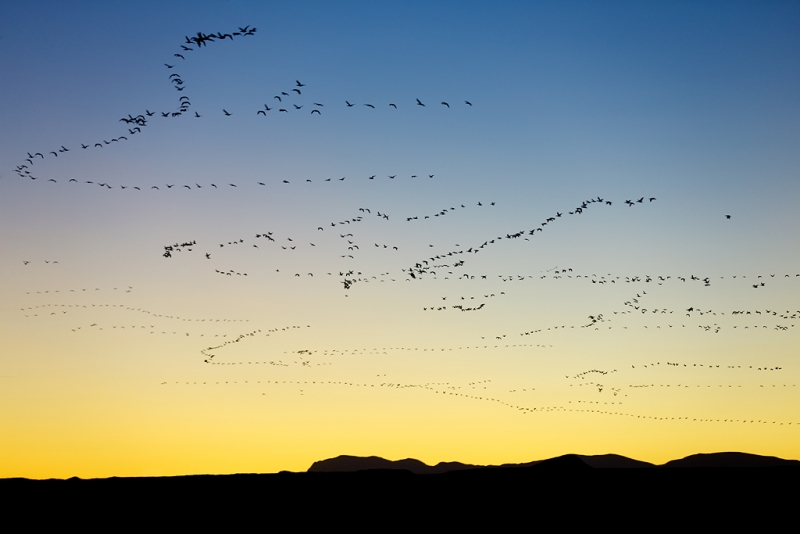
[198,324,559,364]
[156,377,800,426]
[14,168,445,189]
[24,282,797,340]
[568,363,784,388]
[24,287,132,295]
[20,302,247,323]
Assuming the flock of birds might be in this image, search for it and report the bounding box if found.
[12,25,798,434]
[11,25,472,187]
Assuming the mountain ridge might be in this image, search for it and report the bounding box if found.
[308,451,799,473]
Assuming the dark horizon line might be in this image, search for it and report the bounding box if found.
[5,450,800,481]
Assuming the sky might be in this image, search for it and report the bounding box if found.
[1,0,799,478]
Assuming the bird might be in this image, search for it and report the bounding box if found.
[296,80,305,87]
[223,109,231,116]
[389,103,397,108]
[311,109,321,115]
[346,101,354,107]
[365,104,374,108]
[465,101,472,106]
[416,98,425,106]
[441,102,450,108]
[726,215,731,219]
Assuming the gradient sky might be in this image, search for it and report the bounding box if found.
[2,0,799,478]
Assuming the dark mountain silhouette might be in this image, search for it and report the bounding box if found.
[531,454,593,470]
[308,455,474,474]
[501,454,655,469]
[308,451,798,473]
[663,452,800,468]
[578,454,655,468]
[308,453,640,473]
[444,454,593,477]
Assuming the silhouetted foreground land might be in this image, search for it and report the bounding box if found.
[3,458,797,526]
[4,452,798,514]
